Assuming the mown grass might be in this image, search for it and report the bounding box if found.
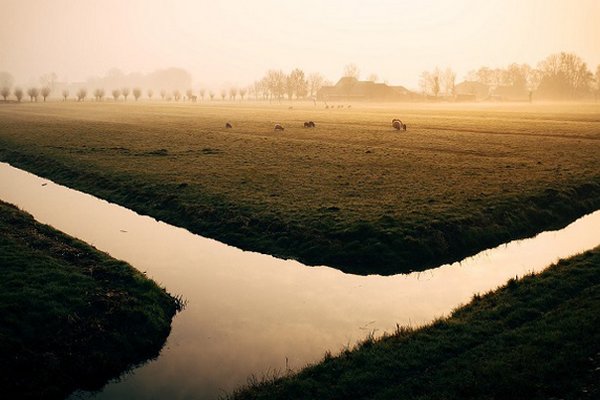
[0,101,599,274]
[229,247,600,400]
[0,200,179,399]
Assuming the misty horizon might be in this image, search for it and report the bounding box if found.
[1,0,600,91]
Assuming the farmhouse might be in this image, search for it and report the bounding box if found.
[317,77,415,101]
[454,81,490,101]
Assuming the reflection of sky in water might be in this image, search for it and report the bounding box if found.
[1,162,599,400]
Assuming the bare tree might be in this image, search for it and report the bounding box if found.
[39,73,58,91]
[229,87,237,101]
[76,88,87,102]
[160,89,166,100]
[262,69,286,101]
[40,86,51,101]
[27,87,40,102]
[419,68,442,97]
[443,68,456,96]
[307,72,325,97]
[14,87,23,102]
[537,52,592,98]
[1,72,13,101]
[199,88,205,101]
[121,87,130,101]
[221,89,226,101]
[93,88,105,101]
[287,68,308,100]
[186,89,194,101]
[1,87,10,101]
[595,65,600,101]
[0,72,14,90]
[147,89,154,99]
[252,80,262,100]
[172,89,181,101]
[239,87,247,100]
[367,73,378,82]
[112,89,121,101]
[209,91,215,100]
[62,89,69,101]
[133,87,142,101]
[343,63,360,79]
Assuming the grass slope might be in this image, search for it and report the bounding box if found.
[0,102,599,274]
[0,201,179,399]
[230,247,600,400]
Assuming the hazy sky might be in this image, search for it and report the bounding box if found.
[1,0,599,89]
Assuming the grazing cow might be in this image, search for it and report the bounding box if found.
[392,119,407,131]
[274,124,285,131]
[191,95,198,102]
[225,122,232,128]
[303,122,310,128]
[303,121,316,128]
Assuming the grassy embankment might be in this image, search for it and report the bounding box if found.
[230,247,600,400]
[0,200,181,399]
[0,102,599,274]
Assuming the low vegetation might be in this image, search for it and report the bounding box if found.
[0,200,180,399]
[0,102,599,274]
[229,247,600,400]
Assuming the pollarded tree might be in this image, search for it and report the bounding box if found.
[121,87,130,101]
[229,87,237,101]
[199,88,205,101]
[209,91,215,100]
[112,89,121,101]
[76,88,87,102]
[220,89,226,100]
[14,87,23,102]
[0,71,14,90]
[41,86,51,101]
[172,89,181,101]
[160,89,166,100]
[239,88,247,100]
[186,89,193,101]
[133,88,142,101]
[93,88,105,101]
[62,89,69,101]
[27,87,40,102]
[1,87,10,101]
[148,89,154,99]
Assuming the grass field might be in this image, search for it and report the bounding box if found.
[0,101,599,274]
[0,200,180,399]
[229,247,600,400]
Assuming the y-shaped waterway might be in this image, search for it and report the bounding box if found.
[1,162,598,400]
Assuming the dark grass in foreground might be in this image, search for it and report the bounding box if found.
[0,201,180,399]
[0,103,599,275]
[230,248,600,400]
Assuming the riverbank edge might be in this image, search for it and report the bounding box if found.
[229,247,600,399]
[0,200,181,399]
[1,147,599,275]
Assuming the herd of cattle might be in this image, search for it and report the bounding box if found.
[225,119,407,131]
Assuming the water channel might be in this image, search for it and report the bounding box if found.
[1,162,598,400]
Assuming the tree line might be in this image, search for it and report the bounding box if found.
[419,52,600,100]
[2,53,599,103]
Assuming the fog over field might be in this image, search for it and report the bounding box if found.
[1,0,599,90]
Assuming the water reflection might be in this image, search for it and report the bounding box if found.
[1,162,599,400]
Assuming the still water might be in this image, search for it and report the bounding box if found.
[1,162,599,400]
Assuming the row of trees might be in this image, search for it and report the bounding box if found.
[420,52,600,99]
